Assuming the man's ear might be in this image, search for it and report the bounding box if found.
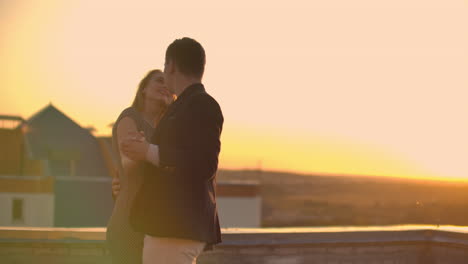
[168,60,176,74]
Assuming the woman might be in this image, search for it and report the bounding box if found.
[106,69,174,264]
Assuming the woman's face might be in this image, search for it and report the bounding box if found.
[143,72,173,104]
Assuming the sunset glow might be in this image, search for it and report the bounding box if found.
[2,0,467,180]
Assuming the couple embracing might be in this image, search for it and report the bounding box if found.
[106,38,223,264]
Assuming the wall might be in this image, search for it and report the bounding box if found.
[217,181,261,228]
[217,197,261,227]
[0,129,23,175]
[0,193,54,227]
[54,177,114,227]
[0,176,54,227]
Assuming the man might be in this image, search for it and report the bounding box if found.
[121,37,223,264]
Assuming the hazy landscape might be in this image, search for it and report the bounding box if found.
[218,170,468,227]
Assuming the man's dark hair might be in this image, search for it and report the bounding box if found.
[165,37,206,79]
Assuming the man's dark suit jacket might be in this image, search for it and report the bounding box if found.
[130,83,223,249]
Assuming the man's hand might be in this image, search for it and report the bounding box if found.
[120,131,149,161]
[112,177,121,198]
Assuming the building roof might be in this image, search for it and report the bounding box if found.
[23,104,109,177]
[0,115,24,121]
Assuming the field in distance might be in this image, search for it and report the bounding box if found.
[217,170,468,227]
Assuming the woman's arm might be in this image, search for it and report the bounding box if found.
[111,117,139,200]
[117,117,139,169]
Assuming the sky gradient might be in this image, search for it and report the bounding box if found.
[1,0,467,180]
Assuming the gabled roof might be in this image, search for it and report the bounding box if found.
[23,104,109,177]
[24,104,84,159]
[26,103,82,130]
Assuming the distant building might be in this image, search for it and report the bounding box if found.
[0,104,113,227]
[22,104,110,177]
[0,104,262,228]
[217,181,262,228]
[0,176,54,227]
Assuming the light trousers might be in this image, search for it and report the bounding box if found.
[143,235,206,264]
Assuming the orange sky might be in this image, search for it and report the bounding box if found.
[1,0,467,180]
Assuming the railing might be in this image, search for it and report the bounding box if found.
[1,225,468,263]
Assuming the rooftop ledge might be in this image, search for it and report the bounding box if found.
[2,225,468,264]
[2,225,468,246]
